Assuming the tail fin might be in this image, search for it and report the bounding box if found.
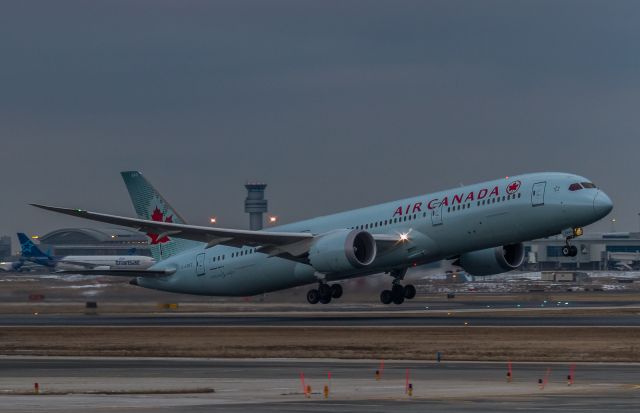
[120,171,201,261]
[17,233,50,258]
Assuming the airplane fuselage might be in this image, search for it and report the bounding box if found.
[136,172,612,296]
[55,256,156,271]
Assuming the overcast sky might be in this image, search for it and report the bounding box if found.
[1,1,639,250]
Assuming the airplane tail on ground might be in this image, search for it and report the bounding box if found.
[17,233,50,259]
[120,171,201,261]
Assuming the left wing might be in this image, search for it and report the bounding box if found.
[31,204,405,258]
[31,204,314,250]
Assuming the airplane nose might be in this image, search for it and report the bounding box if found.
[593,190,613,217]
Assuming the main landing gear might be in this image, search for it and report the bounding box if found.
[380,268,416,305]
[307,283,343,304]
[561,227,583,257]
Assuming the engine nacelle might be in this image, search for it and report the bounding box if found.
[308,229,377,274]
[458,243,525,276]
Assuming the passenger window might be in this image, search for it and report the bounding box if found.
[569,183,583,191]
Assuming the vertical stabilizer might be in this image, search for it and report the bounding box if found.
[17,233,49,259]
[120,171,201,261]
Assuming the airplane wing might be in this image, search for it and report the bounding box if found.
[31,204,406,258]
[31,204,314,248]
[55,268,174,277]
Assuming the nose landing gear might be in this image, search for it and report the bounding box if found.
[380,268,416,305]
[561,244,578,257]
[306,283,343,304]
[561,227,583,257]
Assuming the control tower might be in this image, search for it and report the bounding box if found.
[244,183,268,231]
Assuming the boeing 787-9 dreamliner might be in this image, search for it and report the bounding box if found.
[32,171,612,305]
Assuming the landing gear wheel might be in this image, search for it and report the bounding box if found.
[319,283,331,297]
[562,245,571,257]
[307,289,320,304]
[391,284,406,305]
[404,284,416,299]
[569,245,578,257]
[330,284,343,299]
[380,290,393,304]
[320,295,332,304]
[391,284,404,298]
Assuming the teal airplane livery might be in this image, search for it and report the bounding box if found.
[32,171,612,305]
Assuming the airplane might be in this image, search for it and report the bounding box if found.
[0,260,25,272]
[17,232,156,271]
[31,171,613,304]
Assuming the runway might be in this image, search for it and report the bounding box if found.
[0,311,639,327]
[0,358,638,412]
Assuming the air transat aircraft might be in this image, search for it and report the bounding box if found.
[16,232,155,271]
[32,171,612,305]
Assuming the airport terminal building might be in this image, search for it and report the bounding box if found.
[524,232,640,271]
[37,228,152,257]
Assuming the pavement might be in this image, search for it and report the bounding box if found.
[0,358,638,412]
[0,311,639,326]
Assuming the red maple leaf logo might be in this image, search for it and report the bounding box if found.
[506,180,521,194]
[147,207,174,245]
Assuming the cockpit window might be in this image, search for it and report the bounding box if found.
[569,183,583,191]
[581,182,596,189]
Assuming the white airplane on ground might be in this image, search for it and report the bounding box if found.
[32,171,612,304]
[17,232,155,271]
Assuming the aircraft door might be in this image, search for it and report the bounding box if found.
[531,182,546,206]
[431,203,443,226]
[196,253,205,276]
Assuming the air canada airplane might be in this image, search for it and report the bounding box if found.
[31,171,612,305]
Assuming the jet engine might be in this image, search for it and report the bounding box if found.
[457,243,525,276]
[308,229,377,273]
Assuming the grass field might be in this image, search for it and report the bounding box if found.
[2,326,639,362]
